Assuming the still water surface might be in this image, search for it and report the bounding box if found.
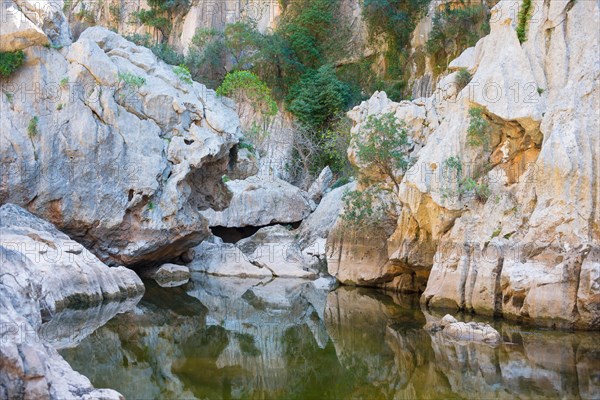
[59,275,600,399]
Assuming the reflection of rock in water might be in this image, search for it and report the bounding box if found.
[180,274,334,398]
[41,294,143,350]
[60,280,208,399]
[325,286,600,400]
[61,278,599,400]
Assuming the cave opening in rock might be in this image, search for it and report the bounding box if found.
[211,221,302,244]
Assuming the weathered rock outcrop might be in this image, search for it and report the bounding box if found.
[191,182,355,278]
[0,0,72,51]
[1,0,49,51]
[200,176,313,228]
[327,0,599,329]
[0,26,242,266]
[0,204,143,399]
[66,0,281,50]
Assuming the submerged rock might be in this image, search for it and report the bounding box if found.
[0,204,143,399]
[429,314,502,346]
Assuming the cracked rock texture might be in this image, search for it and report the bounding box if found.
[327,0,599,329]
[0,26,242,267]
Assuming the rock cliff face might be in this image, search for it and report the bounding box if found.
[1,26,242,266]
[66,0,281,49]
[0,204,143,399]
[328,0,599,329]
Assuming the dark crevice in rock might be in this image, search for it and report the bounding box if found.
[210,221,301,244]
[493,256,505,317]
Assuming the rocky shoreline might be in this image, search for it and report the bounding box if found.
[0,204,143,398]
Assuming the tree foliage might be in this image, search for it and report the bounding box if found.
[355,113,410,190]
[467,106,491,149]
[217,71,278,117]
[287,65,350,130]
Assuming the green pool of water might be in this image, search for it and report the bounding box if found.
[59,275,600,400]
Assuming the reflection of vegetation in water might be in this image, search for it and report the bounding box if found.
[281,324,384,400]
[234,332,261,356]
[172,325,246,400]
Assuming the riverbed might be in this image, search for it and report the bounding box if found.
[58,274,600,399]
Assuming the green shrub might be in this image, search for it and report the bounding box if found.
[173,64,192,84]
[342,188,383,227]
[459,177,491,201]
[238,139,257,155]
[455,68,472,91]
[467,106,491,149]
[118,72,145,88]
[331,176,351,189]
[224,22,262,66]
[443,156,463,179]
[516,0,533,43]
[278,0,336,68]
[0,51,25,78]
[131,0,189,38]
[355,113,410,190]
[222,175,231,183]
[27,116,38,138]
[217,71,277,117]
[184,28,226,88]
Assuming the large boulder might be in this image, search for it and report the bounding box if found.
[200,176,313,228]
[0,204,143,399]
[13,0,72,46]
[0,26,242,266]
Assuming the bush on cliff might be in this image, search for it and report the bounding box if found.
[342,113,411,227]
[0,51,25,78]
